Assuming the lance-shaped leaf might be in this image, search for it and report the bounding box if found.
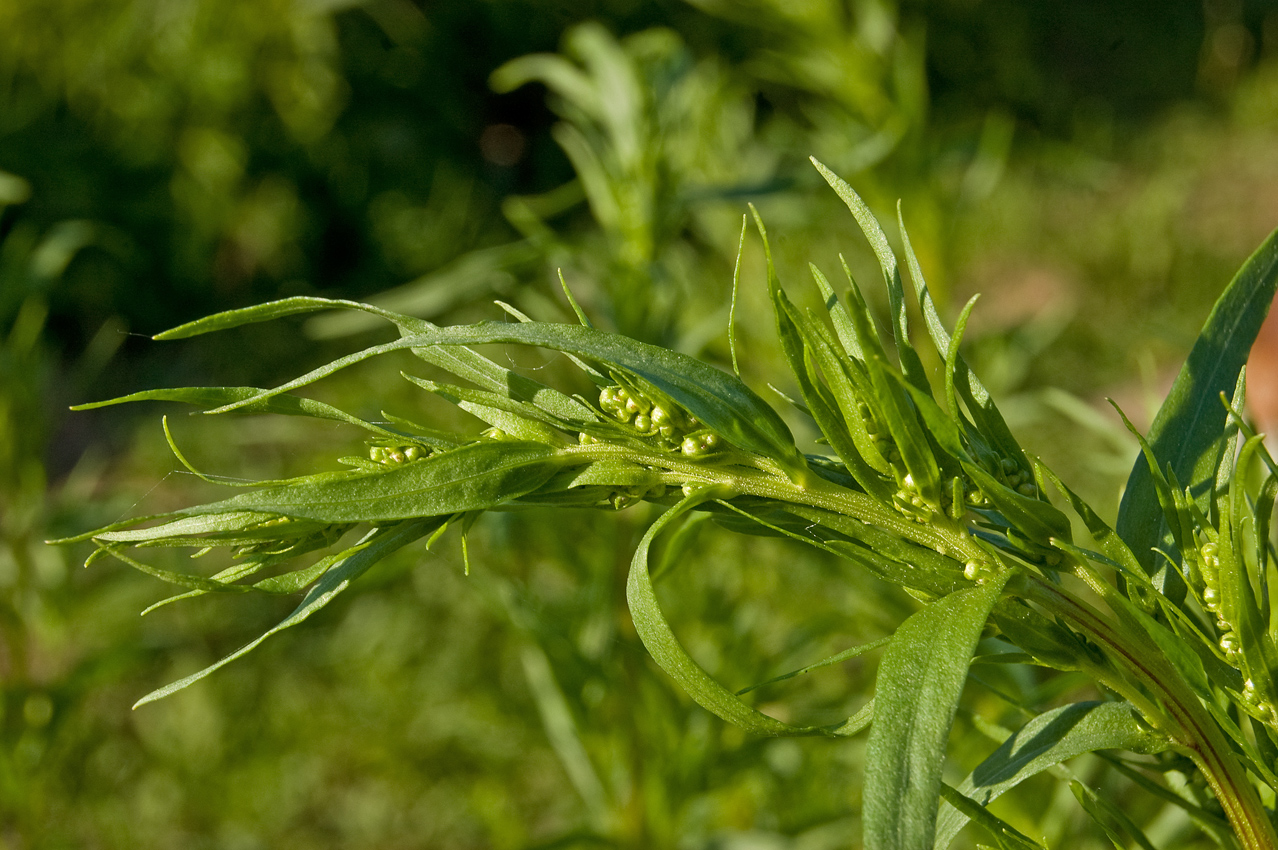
[153,296,599,426]
[174,441,564,523]
[153,296,421,340]
[896,206,1026,465]
[133,518,440,707]
[810,157,931,394]
[72,386,408,440]
[934,701,1167,849]
[1118,228,1278,584]
[863,574,1008,850]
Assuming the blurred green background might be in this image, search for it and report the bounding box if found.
[3,1,1278,847]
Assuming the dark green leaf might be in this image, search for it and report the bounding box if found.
[175,441,563,523]
[937,784,1043,850]
[1118,228,1278,584]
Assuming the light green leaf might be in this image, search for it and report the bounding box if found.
[864,574,1008,850]
[810,157,930,393]
[132,518,438,707]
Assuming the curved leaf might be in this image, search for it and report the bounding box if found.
[626,492,866,737]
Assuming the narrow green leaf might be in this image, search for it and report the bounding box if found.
[1118,228,1278,581]
[175,441,564,523]
[92,545,252,594]
[810,157,930,393]
[1212,369,1248,528]
[737,637,890,695]
[152,296,418,340]
[93,511,283,543]
[154,295,599,429]
[934,701,1166,849]
[809,262,864,362]
[937,784,1043,850]
[864,574,1008,850]
[945,295,981,420]
[72,386,405,439]
[1069,780,1159,850]
[773,292,893,496]
[897,206,1025,464]
[749,502,967,597]
[557,269,593,328]
[133,519,438,707]
[729,213,747,375]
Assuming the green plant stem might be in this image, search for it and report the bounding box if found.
[1024,576,1278,850]
[566,443,1277,847]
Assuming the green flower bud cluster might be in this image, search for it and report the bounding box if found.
[892,473,934,524]
[964,558,996,583]
[369,444,428,466]
[1240,678,1277,724]
[1196,540,1239,658]
[998,457,1037,497]
[608,483,669,510]
[596,384,720,456]
[859,403,901,467]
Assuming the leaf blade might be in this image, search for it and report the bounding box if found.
[1117,229,1278,579]
[864,575,1008,850]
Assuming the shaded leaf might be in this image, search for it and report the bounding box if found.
[934,701,1167,848]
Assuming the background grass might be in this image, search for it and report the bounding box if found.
[3,1,1278,847]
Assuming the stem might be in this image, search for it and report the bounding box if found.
[1025,577,1277,850]
[564,444,1278,846]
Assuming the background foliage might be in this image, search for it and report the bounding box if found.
[3,0,1278,847]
